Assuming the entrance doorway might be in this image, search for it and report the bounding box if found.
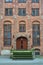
[16,37,28,50]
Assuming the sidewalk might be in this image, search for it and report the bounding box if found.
[0,56,43,65]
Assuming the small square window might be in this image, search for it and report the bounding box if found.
[5,8,13,16]
[32,8,39,16]
[18,8,26,16]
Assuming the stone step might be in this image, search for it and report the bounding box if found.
[0,55,10,58]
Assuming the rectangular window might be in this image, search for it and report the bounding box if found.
[32,8,39,16]
[32,0,39,3]
[18,0,26,3]
[18,8,26,16]
[5,8,13,16]
[5,0,13,3]
[32,24,40,46]
[4,24,11,46]
[19,24,26,32]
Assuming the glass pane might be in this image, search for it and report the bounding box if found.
[36,0,39,3]
[33,24,40,46]
[5,8,13,16]
[4,32,11,38]
[5,9,8,16]
[7,32,11,38]
[32,0,36,3]
[4,24,11,31]
[33,24,40,31]
[4,24,11,46]
[5,0,12,2]
[32,8,35,16]
[35,8,39,16]
[18,8,26,16]
[4,39,11,45]
[18,0,26,3]
[9,8,13,16]
[35,52,40,55]
[32,0,39,3]
[19,24,26,32]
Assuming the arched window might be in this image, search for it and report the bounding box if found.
[19,21,26,32]
[4,21,12,46]
[34,49,40,55]
[32,21,40,46]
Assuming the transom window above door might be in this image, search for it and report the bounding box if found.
[5,0,13,3]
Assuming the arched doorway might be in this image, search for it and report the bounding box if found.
[16,37,28,50]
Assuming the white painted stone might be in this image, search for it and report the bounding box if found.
[13,15,17,19]
[1,50,10,56]
[41,15,43,19]
[27,15,31,19]
[0,16,3,19]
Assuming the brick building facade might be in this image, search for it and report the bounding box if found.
[0,0,43,55]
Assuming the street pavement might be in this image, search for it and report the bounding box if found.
[0,56,43,65]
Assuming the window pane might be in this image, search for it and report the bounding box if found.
[4,24,11,46]
[18,8,26,16]
[5,0,12,2]
[18,0,26,3]
[32,0,36,3]
[35,8,39,16]
[5,8,13,16]
[36,0,39,3]
[32,8,39,16]
[19,24,26,32]
[5,9,8,16]
[4,32,11,38]
[32,8,35,16]
[9,8,13,16]
[35,52,40,55]
[4,39,11,45]
[33,24,40,31]
[32,0,39,3]
[32,24,40,46]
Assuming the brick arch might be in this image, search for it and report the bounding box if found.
[34,48,40,55]
[34,48,40,51]
[15,34,28,41]
[19,20,26,24]
[32,20,40,24]
[16,36,28,41]
[4,20,12,24]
